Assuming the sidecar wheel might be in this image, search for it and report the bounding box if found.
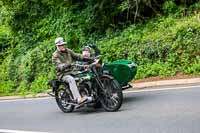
[100,77,123,112]
[55,85,75,113]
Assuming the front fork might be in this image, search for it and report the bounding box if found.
[92,67,105,91]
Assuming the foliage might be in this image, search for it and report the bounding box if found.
[0,0,199,96]
[30,74,50,94]
[99,15,200,79]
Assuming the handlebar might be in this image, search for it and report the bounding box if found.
[72,58,101,70]
[72,64,86,68]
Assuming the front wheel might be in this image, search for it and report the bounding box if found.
[55,84,75,113]
[99,77,123,112]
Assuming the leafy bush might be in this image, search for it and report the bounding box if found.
[16,81,29,96]
[0,0,199,96]
[162,0,183,16]
[30,74,49,94]
[0,80,15,96]
[99,15,200,79]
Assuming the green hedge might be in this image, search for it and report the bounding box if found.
[99,15,200,79]
[0,1,200,96]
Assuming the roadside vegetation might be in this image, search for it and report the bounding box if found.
[0,0,200,96]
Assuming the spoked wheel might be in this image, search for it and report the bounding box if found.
[99,77,123,112]
[55,84,75,113]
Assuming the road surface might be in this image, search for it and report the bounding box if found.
[0,85,200,133]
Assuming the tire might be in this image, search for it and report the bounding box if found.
[99,77,123,112]
[55,84,75,113]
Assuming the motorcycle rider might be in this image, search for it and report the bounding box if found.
[82,46,91,59]
[77,45,101,69]
[82,44,100,58]
[52,37,93,104]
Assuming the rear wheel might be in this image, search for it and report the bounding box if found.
[55,84,75,113]
[99,77,123,112]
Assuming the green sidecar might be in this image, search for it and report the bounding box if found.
[102,60,137,90]
[82,44,137,90]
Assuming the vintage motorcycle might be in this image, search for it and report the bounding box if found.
[48,57,123,113]
[48,46,137,113]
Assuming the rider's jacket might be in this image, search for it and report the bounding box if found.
[52,48,93,79]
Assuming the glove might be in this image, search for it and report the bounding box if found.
[58,63,71,71]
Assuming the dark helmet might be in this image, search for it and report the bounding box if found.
[82,46,91,52]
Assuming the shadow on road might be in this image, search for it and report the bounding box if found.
[70,93,154,114]
[123,93,152,105]
[72,105,107,115]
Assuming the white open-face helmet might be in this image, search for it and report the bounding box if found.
[55,37,66,46]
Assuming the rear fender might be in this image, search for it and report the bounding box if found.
[47,79,62,92]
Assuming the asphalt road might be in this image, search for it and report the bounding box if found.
[0,85,200,133]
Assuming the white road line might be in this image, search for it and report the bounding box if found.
[0,129,49,133]
[124,85,200,93]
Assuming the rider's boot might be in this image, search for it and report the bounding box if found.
[74,96,93,109]
[77,96,93,104]
[77,96,88,104]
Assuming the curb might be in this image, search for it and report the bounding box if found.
[130,77,200,89]
[0,93,49,101]
[0,78,200,101]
